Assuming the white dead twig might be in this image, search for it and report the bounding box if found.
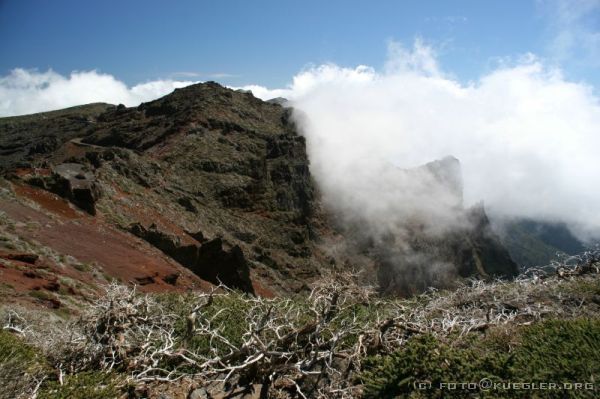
[2,256,598,398]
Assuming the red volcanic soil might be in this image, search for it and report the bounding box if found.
[115,193,199,246]
[0,247,97,309]
[251,279,275,298]
[2,183,212,295]
[13,183,81,219]
[0,257,49,292]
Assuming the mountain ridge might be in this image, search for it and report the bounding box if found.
[0,82,518,307]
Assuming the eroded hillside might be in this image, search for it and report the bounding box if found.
[0,82,518,311]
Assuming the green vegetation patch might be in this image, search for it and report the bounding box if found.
[512,319,600,386]
[159,291,255,354]
[38,371,124,399]
[361,318,600,399]
[361,333,510,398]
[0,330,48,399]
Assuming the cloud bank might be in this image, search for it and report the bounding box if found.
[270,41,600,241]
[2,40,600,242]
[0,68,196,117]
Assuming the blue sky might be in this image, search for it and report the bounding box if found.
[1,0,598,88]
[1,1,600,236]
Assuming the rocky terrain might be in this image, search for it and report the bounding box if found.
[0,82,517,311]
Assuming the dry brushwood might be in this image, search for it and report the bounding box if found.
[1,252,598,398]
[2,309,30,335]
[11,274,378,397]
[157,273,376,398]
[71,283,179,375]
[370,248,600,353]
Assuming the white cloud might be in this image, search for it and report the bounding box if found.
[0,68,284,117]
[283,41,600,241]
[0,68,196,117]
[1,44,600,242]
[233,84,291,101]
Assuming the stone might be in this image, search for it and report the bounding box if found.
[30,163,102,215]
[162,273,179,285]
[129,223,255,294]
[0,251,39,264]
[188,388,209,399]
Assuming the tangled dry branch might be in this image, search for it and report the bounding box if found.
[2,250,599,398]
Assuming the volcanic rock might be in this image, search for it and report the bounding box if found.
[0,251,39,264]
[129,223,254,294]
[27,162,102,215]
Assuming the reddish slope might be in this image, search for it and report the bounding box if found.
[0,182,212,308]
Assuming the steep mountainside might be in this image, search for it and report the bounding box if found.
[493,218,586,268]
[329,156,518,295]
[0,82,518,307]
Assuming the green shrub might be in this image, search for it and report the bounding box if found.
[330,302,387,348]
[361,334,510,398]
[187,294,253,354]
[38,372,124,399]
[0,330,48,399]
[361,319,600,399]
[565,278,600,297]
[73,262,92,272]
[29,289,53,301]
[511,318,600,388]
[157,291,253,353]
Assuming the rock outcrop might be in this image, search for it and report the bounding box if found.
[335,156,518,296]
[27,163,102,215]
[129,223,254,293]
[422,155,464,207]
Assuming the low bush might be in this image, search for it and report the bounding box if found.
[0,329,48,399]
[511,319,600,389]
[361,333,510,398]
[361,319,600,399]
[38,371,124,399]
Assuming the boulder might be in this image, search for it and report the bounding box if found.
[0,251,39,264]
[194,238,254,293]
[29,163,102,215]
[129,223,181,254]
[129,223,255,294]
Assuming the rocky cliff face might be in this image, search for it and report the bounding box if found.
[324,155,518,296]
[373,204,519,296]
[0,82,517,303]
